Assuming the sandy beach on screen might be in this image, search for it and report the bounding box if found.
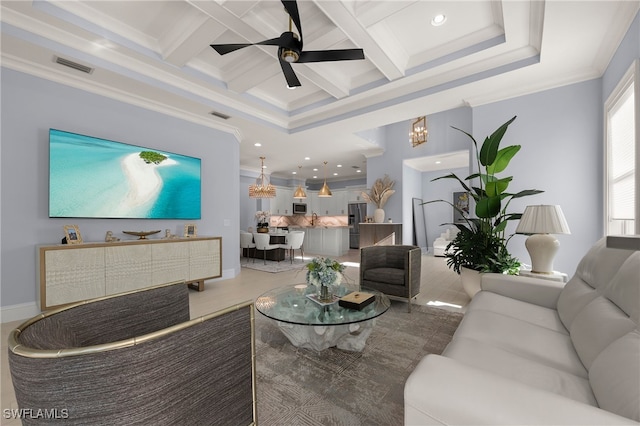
[118,153,176,211]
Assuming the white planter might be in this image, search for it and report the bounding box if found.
[460,266,482,298]
[373,208,385,223]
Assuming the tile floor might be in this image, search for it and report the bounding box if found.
[0,250,468,424]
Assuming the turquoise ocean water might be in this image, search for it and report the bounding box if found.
[49,130,201,219]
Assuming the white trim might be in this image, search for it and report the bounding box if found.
[603,59,639,235]
[1,302,40,324]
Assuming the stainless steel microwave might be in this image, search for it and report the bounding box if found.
[292,203,307,214]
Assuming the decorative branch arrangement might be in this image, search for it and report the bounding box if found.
[361,175,396,209]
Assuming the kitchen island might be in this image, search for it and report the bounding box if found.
[359,223,402,247]
[290,226,350,257]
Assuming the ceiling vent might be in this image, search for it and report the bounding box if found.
[54,56,94,74]
[209,111,231,120]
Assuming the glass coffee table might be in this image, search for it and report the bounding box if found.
[255,284,390,352]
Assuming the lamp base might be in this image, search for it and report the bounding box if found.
[525,234,560,274]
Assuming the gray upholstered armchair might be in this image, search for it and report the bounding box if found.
[8,281,256,425]
[360,245,422,313]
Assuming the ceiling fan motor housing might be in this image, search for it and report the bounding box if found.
[279,32,301,63]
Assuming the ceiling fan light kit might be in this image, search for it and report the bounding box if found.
[210,0,365,88]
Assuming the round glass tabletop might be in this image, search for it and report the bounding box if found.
[255,284,390,326]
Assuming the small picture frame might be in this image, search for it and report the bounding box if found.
[184,224,197,238]
[63,225,83,244]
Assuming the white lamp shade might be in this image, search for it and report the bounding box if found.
[516,205,570,274]
[516,205,571,235]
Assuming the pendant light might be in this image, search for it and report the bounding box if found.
[249,156,276,198]
[293,165,307,199]
[318,161,332,197]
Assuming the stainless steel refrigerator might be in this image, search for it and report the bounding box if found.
[348,202,367,249]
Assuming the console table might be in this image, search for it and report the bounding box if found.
[37,237,222,311]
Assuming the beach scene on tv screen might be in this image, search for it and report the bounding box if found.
[49,129,201,219]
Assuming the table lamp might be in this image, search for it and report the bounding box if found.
[515,205,571,274]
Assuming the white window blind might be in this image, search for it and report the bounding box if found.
[605,62,637,236]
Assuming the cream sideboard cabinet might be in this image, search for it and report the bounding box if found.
[38,237,221,311]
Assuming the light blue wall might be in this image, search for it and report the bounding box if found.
[367,107,472,243]
[602,12,639,100]
[422,166,470,251]
[471,80,602,274]
[1,68,240,309]
[370,9,638,275]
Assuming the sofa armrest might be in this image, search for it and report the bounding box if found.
[405,355,637,425]
[480,273,565,309]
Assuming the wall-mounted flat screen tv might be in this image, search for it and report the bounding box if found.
[49,129,201,219]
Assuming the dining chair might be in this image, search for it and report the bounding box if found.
[252,233,280,265]
[240,232,256,264]
[279,231,305,263]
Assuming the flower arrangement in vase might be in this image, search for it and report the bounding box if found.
[361,175,395,223]
[306,257,346,302]
[255,211,271,233]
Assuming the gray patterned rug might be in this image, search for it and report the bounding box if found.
[242,259,308,274]
[254,301,463,425]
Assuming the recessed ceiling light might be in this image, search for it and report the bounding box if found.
[431,14,446,26]
[304,157,310,160]
[313,168,318,171]
[337,164,342,168]
[435,160,442,164]
[292,171,297,174]
[254,142,262,147]
[313,175,318,179]
[333,172,338,176]
[356,169,362,173]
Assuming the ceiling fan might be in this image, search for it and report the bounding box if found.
[210,0,365,88]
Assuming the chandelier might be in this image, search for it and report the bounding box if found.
[410,116,428,147]
[249,156,276,198]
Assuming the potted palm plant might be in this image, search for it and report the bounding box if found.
[426,116,543,296]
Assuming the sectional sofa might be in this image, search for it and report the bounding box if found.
[405,237,639,424]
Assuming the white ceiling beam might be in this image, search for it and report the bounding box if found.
[353,1,419,27]
[160,12,225,67]
[312,0,404,81]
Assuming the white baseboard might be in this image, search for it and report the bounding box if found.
[1,301,39,324]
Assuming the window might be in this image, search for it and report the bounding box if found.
[605,60,638,235]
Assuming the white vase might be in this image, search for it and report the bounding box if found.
[460,266,482,298]
[373,208,385,223]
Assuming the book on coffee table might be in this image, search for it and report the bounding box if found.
[339,291,375,310]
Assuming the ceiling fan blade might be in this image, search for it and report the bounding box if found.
[211,37,284,56]
[210,44,253,55]
[279,60,301,87]
[297,49,365,63]
[281,0,303,48]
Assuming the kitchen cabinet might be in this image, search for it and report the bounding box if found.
[273,187,293,215]
[303,227,349,257]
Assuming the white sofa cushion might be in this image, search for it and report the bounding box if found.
[444,337,597,405]
[570,296,636,369]
[405,355,636,425]
[557,239,634,329]
[589,330,640,422]
[469,290,567,333]
[450,309,588,378]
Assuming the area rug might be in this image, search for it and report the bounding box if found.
[254,301,464,425]
[242,259,307,274]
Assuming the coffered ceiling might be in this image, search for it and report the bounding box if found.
[1,1,638,181]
